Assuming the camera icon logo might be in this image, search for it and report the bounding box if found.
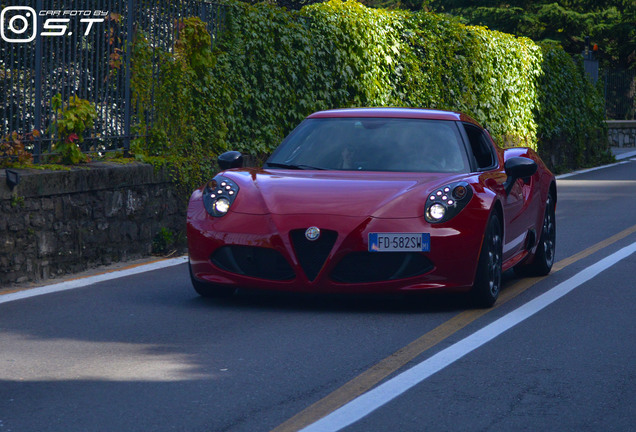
[1,6,37,43]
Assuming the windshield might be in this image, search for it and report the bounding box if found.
[265,118,470,173]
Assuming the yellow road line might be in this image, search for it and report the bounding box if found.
[272,223,636,432]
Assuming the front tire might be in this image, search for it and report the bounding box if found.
[471,213,503,308]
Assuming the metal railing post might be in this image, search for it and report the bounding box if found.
[123,0,134,157]
[33,0,43,163]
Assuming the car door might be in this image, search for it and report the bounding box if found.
[462,123,528,261]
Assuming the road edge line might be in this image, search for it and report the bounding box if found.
[0,256,188,304]
[555,160,630,179]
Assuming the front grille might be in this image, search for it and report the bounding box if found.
[331,252,433,283]
[211,246,295,281]
[290,229,338,281]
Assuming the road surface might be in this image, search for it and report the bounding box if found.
[1,157,636,432]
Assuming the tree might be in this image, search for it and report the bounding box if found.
[427,0,635,70]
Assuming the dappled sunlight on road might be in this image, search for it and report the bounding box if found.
[0,334,216,382]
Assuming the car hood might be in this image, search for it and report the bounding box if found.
[222,169,466,219]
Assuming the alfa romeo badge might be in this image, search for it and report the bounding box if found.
[305,226,321,241]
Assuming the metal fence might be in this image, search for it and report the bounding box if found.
[604,68,636,120]
[1,0,226,162]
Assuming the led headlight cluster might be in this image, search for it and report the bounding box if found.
[203,175,239,217]
[425,181,473,223]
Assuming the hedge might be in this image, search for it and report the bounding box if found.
[132,0,611,187]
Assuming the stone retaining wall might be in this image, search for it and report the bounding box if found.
[607,120,636,147]
[1,162,186,287]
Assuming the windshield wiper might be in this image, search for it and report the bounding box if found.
[264,162,326,170]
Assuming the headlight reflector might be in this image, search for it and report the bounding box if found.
[453,185,468,200]
[214,198,230,214]
[428,203,446,221]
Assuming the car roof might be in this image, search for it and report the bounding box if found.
[307,107,480,126]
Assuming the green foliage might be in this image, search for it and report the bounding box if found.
[131,0,609,181]
[398,12,543,147]
[302,0,407,107]
[131,17,229,197]
[1,130,36,167]
[211,2,329,155]
[10,194,25,208]
[152,227,176,255]
[49,94,98,164]
[428,0,636,70]
[536,42,612,171]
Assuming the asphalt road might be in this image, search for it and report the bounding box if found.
[1,158,636,432]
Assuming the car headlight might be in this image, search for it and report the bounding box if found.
[202,175,239,217]
[425,181,473,223]
[427,203,447,221]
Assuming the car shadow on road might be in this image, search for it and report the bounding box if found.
[193,287,474,315]
[189,268,523,315]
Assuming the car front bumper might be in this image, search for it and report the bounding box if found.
[187,197,486,294]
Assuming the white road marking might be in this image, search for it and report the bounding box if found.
[0,256,188,304]
[556,161,630,179]
[300,241,636,432]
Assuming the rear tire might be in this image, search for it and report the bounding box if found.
[189,261,234,298]
[514,194,556,277]
[471,213,503,308]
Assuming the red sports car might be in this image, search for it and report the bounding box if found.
[187,108,556,307]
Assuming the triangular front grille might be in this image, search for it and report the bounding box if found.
[290,229,337,282]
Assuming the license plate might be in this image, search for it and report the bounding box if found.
[368,233,430,252]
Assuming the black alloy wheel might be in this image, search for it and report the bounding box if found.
[517,194,556,276]
[471,213,503,308]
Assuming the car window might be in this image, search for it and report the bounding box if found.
[267,118,471,173]
[463,123,496,170]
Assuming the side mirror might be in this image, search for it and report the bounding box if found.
[503,157,537,195]
[218,151,243,170]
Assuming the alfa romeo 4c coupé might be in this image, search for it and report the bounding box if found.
[187,108,556,307]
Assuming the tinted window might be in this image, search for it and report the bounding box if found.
[463,123,496,170]
[266,118,470,173]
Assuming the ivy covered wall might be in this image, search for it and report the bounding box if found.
[132,0,611,180]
